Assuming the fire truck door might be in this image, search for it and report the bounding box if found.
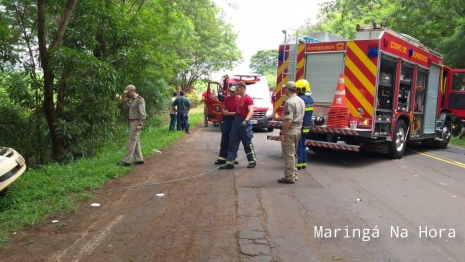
[424,64,441,134]
[206,82,224,123]
[447,71,465,118]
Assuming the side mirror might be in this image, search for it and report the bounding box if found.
[272,95,276,102]
[218,94,225,102]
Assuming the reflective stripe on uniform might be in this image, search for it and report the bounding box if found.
[297,163,303,168]
[305,107,313,111]
[302,128,309,133]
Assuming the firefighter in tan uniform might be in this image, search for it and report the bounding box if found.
[277,81,305,184]
[118,84,146,166]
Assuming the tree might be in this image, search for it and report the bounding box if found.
[0,0,241,165]
[249,50,278,75]
[172,1,241,92]
[37,0,78,160]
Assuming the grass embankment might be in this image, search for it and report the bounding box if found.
[0,108,203,245]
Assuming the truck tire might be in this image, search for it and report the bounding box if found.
[387,120,407,159]
[436,119,451,149]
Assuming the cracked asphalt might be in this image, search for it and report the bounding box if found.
[1,124,465,261]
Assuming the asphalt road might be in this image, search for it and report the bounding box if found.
[1,124,464,262]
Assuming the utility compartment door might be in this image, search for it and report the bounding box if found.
[304,52,346,103]
[424,64,440,134]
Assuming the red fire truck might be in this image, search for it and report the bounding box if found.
[206,74,275,131]
[271,23,465,158]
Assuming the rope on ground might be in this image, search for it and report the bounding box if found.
[101,151,255,192]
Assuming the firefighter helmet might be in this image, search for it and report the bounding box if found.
[296,79,311,93]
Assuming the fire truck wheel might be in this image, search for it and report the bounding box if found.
[436,119,451,149]
[387,120,407,159]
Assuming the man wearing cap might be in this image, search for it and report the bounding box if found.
[169,91,178,131]
[220,81,257,169]
[215,85,241,165]
[172,91,192,134]
[277,81,305,183]
[118,84,146,166]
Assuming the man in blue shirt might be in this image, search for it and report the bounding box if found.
[172,91,192,134]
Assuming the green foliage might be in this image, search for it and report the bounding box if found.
[0,0,239,164]
[250,50,279,75]
[0,108,204,244]
[173,1,242,92]
[186,93,202,108]
[265,74,277,91]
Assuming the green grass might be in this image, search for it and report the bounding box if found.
[0,107,203,245]
[450,136,465,147]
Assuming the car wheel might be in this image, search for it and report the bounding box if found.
[267,127,274,132]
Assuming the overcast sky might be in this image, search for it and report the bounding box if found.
[212,0,328,77]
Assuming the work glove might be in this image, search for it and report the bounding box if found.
[240,120,248,128]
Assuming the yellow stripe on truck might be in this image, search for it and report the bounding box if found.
[345,56,375,97]
[347,41,377,77]
[345,76,374,117]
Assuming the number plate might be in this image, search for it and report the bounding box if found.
[250,120,257,124]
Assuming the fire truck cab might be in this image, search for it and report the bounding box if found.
[272,23,465,158]
[207,74,275,131]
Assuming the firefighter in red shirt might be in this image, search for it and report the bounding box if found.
[215,85,241,164]
[220,81,257,169]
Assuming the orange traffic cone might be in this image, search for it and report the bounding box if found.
[331,73,347,107]
[326,73,350,128]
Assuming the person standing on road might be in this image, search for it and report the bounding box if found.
[277,81,305,183]
[118,84,146,166]
[202,90,209,127]
[169,91,178,131]
[220,81,257,169]
[172,91,192,134]
[215,85,241,165]
[295,79,314,170]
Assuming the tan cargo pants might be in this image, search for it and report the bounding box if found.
[281,128,301,182]
[123,121,143,163]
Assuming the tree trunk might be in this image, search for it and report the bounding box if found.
[37,0,78,161]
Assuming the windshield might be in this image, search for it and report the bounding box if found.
[245,80,270,100]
